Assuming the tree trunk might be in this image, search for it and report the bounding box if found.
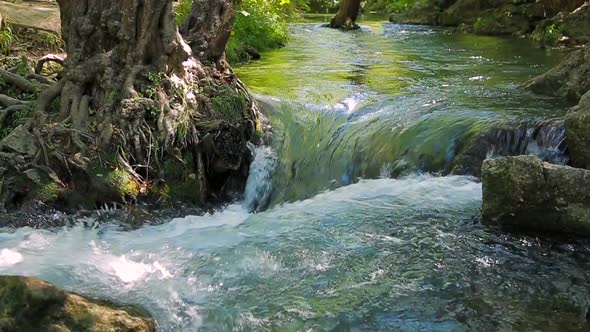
[329,0,362,30]
[179,0,234,64]
[0,0,261,211]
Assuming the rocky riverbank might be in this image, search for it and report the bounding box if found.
[390,0,590,47]
[391,0,590,235]
[482,43,590,235]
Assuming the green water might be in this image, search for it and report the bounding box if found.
[236,20,569,204]
[1,19,589,332]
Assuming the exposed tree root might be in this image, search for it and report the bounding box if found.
[0,0,264,212]
[0,94,23,108]
[35,54,65,75]
[0,69,38,93]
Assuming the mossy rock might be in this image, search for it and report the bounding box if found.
[482,155,590,235]
[565,91,590,169]
[0,275,156,332]
[31,181,63,203]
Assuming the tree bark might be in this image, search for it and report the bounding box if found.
[329,0,362,30]
[0,0,261,211]
[179,0,234,64]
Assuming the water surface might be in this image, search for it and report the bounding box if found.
[1,19,588,332]
[236,21,569,203]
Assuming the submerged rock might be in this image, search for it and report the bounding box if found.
[525,44,590,103]
[482,155,590,235]
[0,275,156,332]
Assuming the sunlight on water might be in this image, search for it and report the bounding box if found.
[236,21,569,204]
[1,18,588,332]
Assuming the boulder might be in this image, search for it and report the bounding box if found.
[482,155,590,235]
[440,0,544,35]
[0,125,38,158]
[0,276,156,332]
[525,44,590,103]
[389,0,457,25]
[565,90,590,168]
[532,2,590,47]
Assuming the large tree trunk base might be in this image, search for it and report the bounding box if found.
[0,0,264,213]
[328,0,362,30]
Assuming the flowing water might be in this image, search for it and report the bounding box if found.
[2,19,590,331]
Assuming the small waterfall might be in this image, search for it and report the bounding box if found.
[243,145,277,213]
[455,119,569,176]
[486,119,568,165]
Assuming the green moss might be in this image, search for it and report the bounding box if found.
[32,181,63,203]
[0,276,155,332]
[107,168,140,198]
[82,167,140,206]
[209,86,248,122]
[161,158,203,203]
[0,276,67,330]
[473,16,495,34]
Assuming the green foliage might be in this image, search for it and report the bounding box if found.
[226,0,295,63]
[15,57,34,76]
[533,23,564,46]
[0,21,15,55]
[473,16,497,34]
[174,0,297,64]
[175,0,193,26]
[385,0,417,13]
[32,32,63,51]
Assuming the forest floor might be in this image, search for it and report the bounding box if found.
[1,0,62,69]
[1,0,60,33]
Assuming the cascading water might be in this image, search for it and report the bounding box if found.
[2,18,590,332]
[237,22,571,204]
[242,144,277,213]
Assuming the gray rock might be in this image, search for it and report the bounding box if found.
[532,2,590,47]
[525,44,590,103]
[0,125,38,158]
[565,90,590,168]
[482,155,590,235]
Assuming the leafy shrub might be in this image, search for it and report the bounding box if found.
[226,0,292,63]
[532,23,564,47]
[175,0,298,64]
[175,0,193,26]
[0,17,15,55]
[32,32,63,51]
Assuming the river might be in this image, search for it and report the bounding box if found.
[1,18,590,331]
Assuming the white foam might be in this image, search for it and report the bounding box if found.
[0,248,23,267]
[109,255,172,283]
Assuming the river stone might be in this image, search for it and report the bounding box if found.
[525,44,590,103]
[0,125,38,158]
[482,155,590,235]
[565,90,590,168]
[0,276,156,332]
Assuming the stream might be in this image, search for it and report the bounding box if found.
[2,19,590,331]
